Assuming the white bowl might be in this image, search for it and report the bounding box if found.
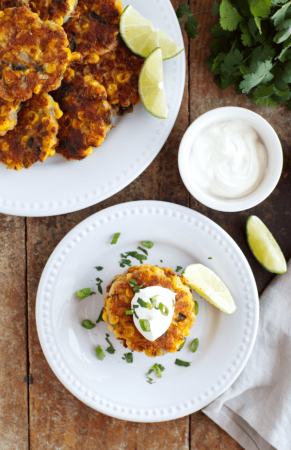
[178,107,283,212]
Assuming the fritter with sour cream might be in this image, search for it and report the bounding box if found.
[0,92,62,170]
[103,264,196,358]
[64,0,122,62]
[53,68,112,160]
[0,7,80,102]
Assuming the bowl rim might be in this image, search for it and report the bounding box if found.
[178,106,283,213]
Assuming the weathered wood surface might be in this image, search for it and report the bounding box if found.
[2,0,291,448]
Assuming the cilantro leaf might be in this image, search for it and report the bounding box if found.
[240,61,273,93]
[272,1,291,26]
[240,21,252,46]
[220,49,244,79]
[274,19,291,43]
[212,0,219,16]
[176,3,198,39]
[249,0,271,19]
[220,0,243,31]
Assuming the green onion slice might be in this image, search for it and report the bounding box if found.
[194,301,199,315]
[172,299,175,308]
[76,288,95,299]
[190,338,199,353]
[137,298,147,308]
[126,310,133,315]
[147,363,165,378]
[159,302,169,316]
[142,241,154,249]
[147,301,153,310]
[81,319,96,329]
[179,337,186,350]
[111,233,121,244]
[175,359,190,367]
[124,352,133,363]
[96,345,106,361]
[133,309,139,320]
[96,308,104,323]
[129,278,137,285]
[139,319,150,332]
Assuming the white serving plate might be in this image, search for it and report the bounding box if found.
[36,201,259,422]
[0,0,185,217]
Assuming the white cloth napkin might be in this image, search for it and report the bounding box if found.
[203,261,291,450]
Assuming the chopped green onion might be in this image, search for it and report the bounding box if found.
[133,309,139,320]
[179,337,186,350]
[129,278,137,285]
[208,257,212,260]
[146,377,155,384]
[96,308,104,323]
[139,319,150,332]
[95,278,103,294]
[160,260,163,263]
[190,338,199,353]
[95,266,103,271]
[96,345,105,360]
[111,233,121,244]
[109,322,117,329]
[105,336,115,354]
[123,352,133,363]
[159,302,169,316]
[126,310,133,315]
[175,359,190,367]
[76,288,95,299]
[172,299,175,308]
[133,305,139,308]
[142,241,154,249]
[194,301,199,315]
[81,319,96,329]
[137,298,147,308]
[147,363,165,378]
[147,301,153,310]
[176,266,183,272]
[138,246,148,255]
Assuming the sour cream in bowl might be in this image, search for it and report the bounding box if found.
[178,107,283,212]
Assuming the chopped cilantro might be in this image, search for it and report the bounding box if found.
[138,246,148,255]
[96,308,105,323]
[96,278,103,294]
[176,266,183,272]
[105,336,115,354]
[147,363,165,378]
[123,352,133,363]
[125,251,147,264]
[208,257,212,260]
[95,266,103,271]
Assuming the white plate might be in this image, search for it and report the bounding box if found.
[0,0,185,217]
[36,201,259,423]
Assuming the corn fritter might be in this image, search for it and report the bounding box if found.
[29,0,78,25]
[0,92,62,170]
[103,265,196,357]
[0,98,20,136]
[53,68,112,160]
[0,7,81,102]
[64,0,122,62]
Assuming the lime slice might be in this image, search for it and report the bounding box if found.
[183,264,237,315]
[120,5,184,60]
[246,216,287,274]
[139,47,167,119]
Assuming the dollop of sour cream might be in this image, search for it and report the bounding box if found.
[190,120,268,199]
[131,286,175,341]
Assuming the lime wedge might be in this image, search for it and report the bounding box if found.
[183,264,237,315]
[139,47,167,119]
[120,5,184,60]
[246,216,287,274]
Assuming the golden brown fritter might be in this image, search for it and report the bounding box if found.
[103,265,196,358]
[0,0,29,8]
[64,0,122,62]
[0,7,80,102]
[29,0,78,25]
[0,98,20,136]
[0,92,62,170]
[53,68,112,160]
[81,38,143,116]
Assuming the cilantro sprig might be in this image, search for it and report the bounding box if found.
[207,0,291,109]
[176,3,198,39]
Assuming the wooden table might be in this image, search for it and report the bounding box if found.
[1,1,290,448]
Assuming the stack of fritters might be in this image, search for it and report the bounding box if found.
[0,0,144,169]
